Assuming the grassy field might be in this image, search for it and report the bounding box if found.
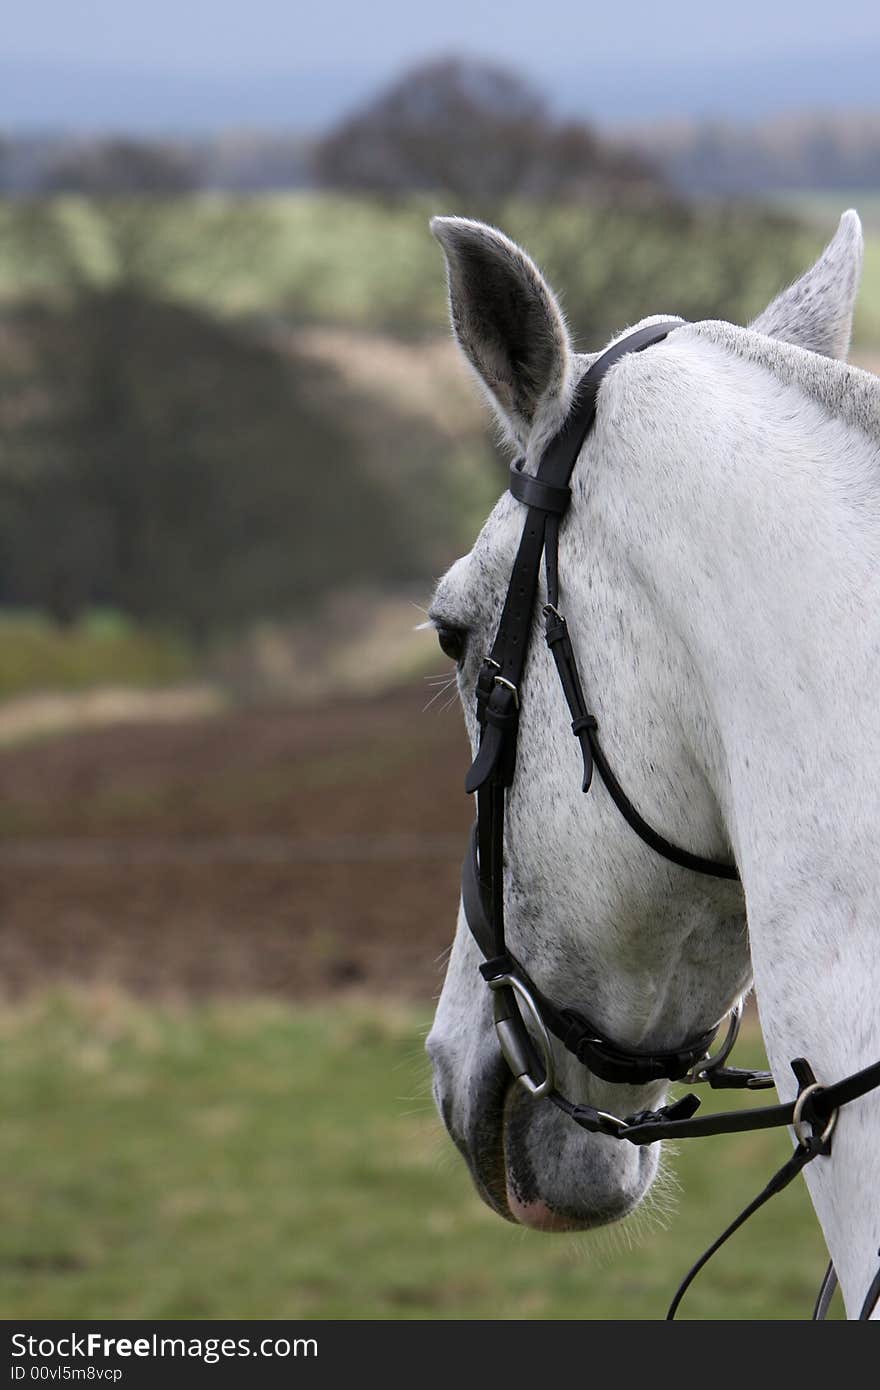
[0,182,872,1327]
[0,611,193,700]
[0,993,837,1321]
[3,193,877,348]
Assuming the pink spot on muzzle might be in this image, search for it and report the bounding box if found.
[505,1183,577,1232]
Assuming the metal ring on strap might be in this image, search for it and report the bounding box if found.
[684,1001,743,1084]
[488,973,556,1098]
[792,1082,837,1149]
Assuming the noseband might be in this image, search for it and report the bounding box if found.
[458,321,880,1318]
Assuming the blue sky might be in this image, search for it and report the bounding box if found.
[3,1,879,131]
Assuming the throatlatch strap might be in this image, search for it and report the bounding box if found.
[540,504,739,878]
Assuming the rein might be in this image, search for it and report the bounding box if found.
[459,320,880,1319]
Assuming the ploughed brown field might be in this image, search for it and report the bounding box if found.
[0,684,472,1000]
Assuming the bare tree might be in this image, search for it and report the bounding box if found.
[0,192,439,633]
[311,56,663,208]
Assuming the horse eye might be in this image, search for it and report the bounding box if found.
[436,624,466,664]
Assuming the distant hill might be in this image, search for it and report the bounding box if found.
[3,112,879,198]
[5,102,878,198]
[618,112,880,198]
[0,133,312,194]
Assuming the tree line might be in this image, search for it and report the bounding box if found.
[0,200,444,637]
[0,56,809,638]
[3,61,878,199]
[2,58,661,206]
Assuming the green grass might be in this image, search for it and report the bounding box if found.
[0,993,837,1320]
[0,611,193,699]
[4,192,876,349]
[0,194,451,331]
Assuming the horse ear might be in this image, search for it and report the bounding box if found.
[431,216,573,448]
[749,210,863,361]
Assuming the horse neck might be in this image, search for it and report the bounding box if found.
[598,338,880,1315]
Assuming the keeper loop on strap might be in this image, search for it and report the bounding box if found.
[508,466,571,515]
[479,954,514,983]
[571,714,598,736]
[544,617,568,648]
[483,682,519,732]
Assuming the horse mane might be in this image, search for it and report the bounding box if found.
[686,319,880,446]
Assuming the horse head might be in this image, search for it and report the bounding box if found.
[425,211,863,1235]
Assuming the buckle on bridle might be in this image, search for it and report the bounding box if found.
[492,675,519,710]
[487,972,554,1098]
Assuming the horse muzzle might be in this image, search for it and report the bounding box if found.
[427,1025,659,1231]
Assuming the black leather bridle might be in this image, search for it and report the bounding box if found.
[456,320,880,1318]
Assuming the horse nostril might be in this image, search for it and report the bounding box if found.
[429,1064,455,1133]
[437,1089,455,1134]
